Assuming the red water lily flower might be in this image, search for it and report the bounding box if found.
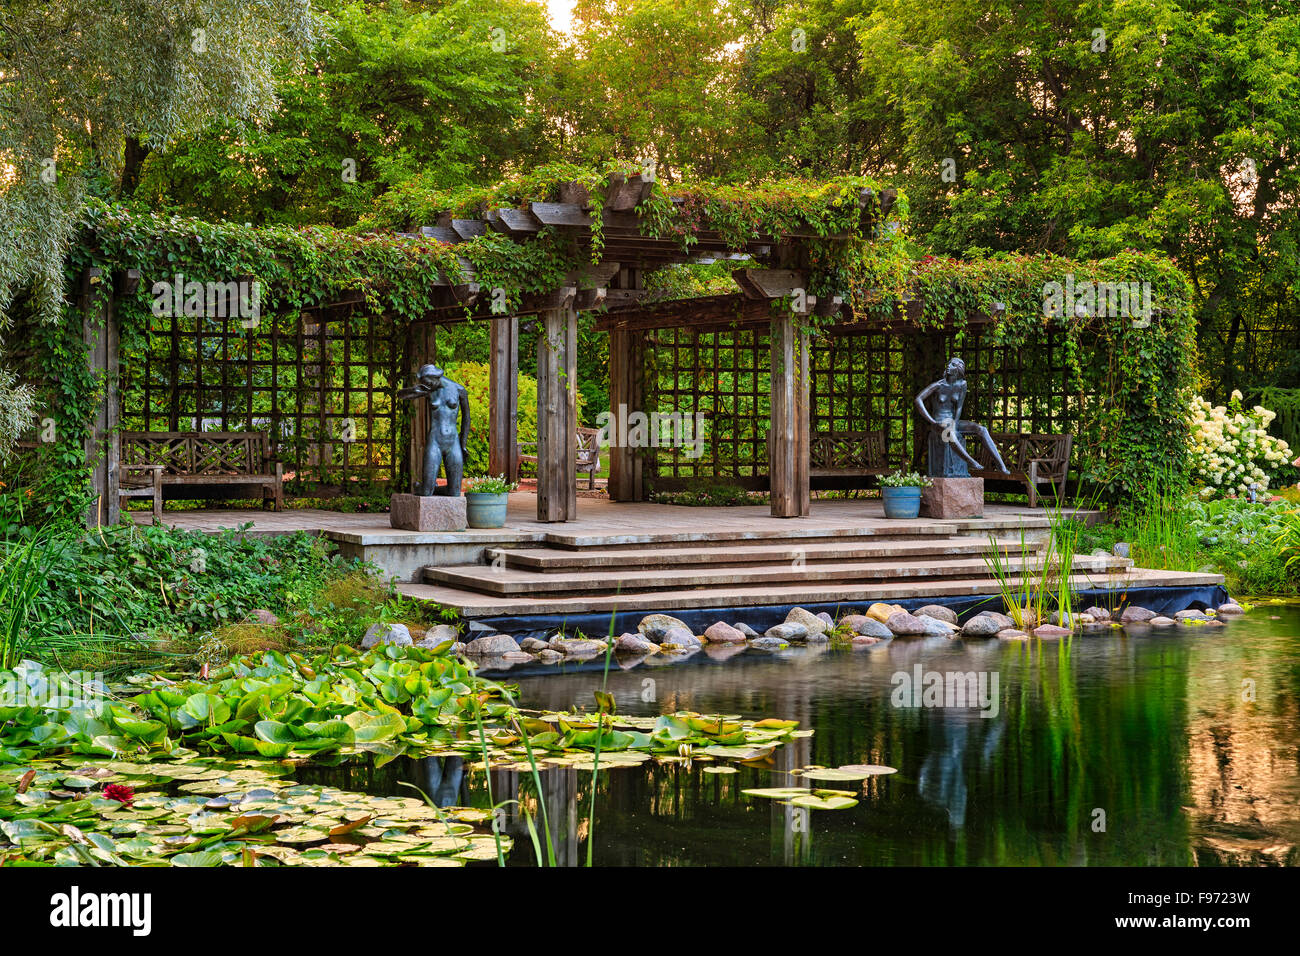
[102,783,135,807]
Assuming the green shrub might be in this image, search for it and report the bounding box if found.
[650,480,766,507]
[1184,498,1299,594]
[18,523,359,644]
[1091,493,1300,595]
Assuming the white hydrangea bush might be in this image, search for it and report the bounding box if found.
[1188,390,1293,497]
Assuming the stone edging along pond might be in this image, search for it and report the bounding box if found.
[358,599,1251,672]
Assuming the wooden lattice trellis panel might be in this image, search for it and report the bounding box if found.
[643,322,1099,488]
[810,330,909,468]
[119,303,404,494]
[645,327,770,487]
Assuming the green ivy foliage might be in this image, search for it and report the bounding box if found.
[849,250,1198,497]
[11,168,1195,515]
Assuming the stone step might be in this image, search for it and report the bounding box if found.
[487,535,1046,571]
[422,553,1133,596]
[398,567,1225,618]
[540,513,1054,550]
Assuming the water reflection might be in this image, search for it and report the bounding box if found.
[306,607,1300,866]
[423,756,465,808]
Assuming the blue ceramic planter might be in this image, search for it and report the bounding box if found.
[881,485,923,519]
[465,492,509,528]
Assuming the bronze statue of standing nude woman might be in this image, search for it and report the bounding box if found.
[398,364,471,496]
[913,357,1010,477]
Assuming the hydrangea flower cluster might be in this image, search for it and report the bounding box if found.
[1189,391,1293,497]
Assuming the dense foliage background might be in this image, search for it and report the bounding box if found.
[3,0,1298,467]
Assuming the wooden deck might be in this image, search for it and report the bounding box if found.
[157,494,1065,542]
[152,495,1224,619]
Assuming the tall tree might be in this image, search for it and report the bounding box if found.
[0,0,319,459]
[733,0,901,180]
[136,0,558,225]
[558,0,750,180]
[860,0,1300,394]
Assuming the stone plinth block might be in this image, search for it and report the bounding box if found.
[920,477,984,519]
[390,494,466,531]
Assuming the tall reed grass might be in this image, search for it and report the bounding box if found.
[0,532,62,670]
[1123,473,1200,572]
[984,496,1087,628]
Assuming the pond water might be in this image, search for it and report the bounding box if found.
[304,604,1300,866]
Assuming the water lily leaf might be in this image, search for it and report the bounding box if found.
[742,787,811,799]
[699,745,774,761]
[751,719,799,730]
[398,855,464,866]
[171,851,226,866]
[228,814,279,836]
[252,740,293,758]
[454,843,502,861]
[113,717,168,745]
[800,768,872,782]
[688,716,743,736]
[652,715,691,740]
[790,793,859,810]
[838,764,898,775]
[328,815,373,838]
[343,712,407,743]
[180,693,231,727]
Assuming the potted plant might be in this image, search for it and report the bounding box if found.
[463,475,517,528]
[879,470,932,519]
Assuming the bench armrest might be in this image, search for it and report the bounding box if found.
[122,464,164,485]
[1027,457,1066,477]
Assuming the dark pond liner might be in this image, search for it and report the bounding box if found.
[474,583,1231,642]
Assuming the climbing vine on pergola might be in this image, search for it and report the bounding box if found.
[8,163,1194,525]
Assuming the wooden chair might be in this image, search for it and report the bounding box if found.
[517,426,602,489]
[119,431,284,512]
[968,432,1073,508]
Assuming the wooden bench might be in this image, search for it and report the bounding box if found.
[119,431,284,513]
[968,431,1072,508]
[517,426,602,489]
[811,430,892,482]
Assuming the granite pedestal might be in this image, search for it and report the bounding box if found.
[920,477,984,519]
[390,494,467,531]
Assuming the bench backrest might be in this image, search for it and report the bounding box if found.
[811,430,889,470]
[120,431,271,477]
[974,432,1072,477]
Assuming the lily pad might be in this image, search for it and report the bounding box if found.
[839,764,898,776]
[741,787,814,800]
[790,792,859,810]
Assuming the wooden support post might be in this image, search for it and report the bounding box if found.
[536,293,578,522]
[769,311,810,517]
[82,269,120,527]
[488,315,520,481]
[607,328,646,502]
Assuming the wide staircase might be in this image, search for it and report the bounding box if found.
[407,515,1137,617]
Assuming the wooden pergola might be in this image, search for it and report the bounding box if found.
[400,173,893,522]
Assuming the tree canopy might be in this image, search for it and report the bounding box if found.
[4,0,1300,462]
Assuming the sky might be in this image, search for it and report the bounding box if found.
[544,0,576,34]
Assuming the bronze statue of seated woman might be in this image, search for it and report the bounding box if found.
[913,357,1009,477]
